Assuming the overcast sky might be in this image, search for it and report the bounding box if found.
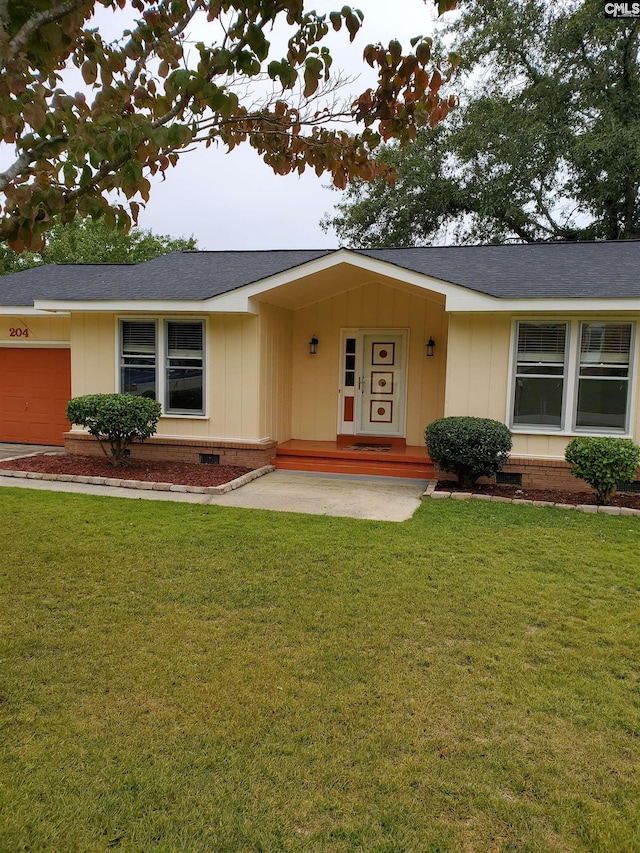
[123,0,450,249]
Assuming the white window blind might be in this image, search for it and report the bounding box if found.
[121,321,156,354]
[513,323,567,429]
[517,324,566,362]
[580,323,631,364]
[119,319,205,414]
[167,322,203,358]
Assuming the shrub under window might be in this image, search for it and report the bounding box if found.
[565,436,640,505]
[426,416,513,489]
[67,393,162,465]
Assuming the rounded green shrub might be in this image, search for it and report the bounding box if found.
[67,393,162,465]
[425,416,512,488]
[564,436,640,505]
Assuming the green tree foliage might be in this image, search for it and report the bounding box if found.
[564,436,640,505]
[0,0,457,252]
[67,393,162,464]
[0,243,30,275]
[0,218,196,274]
[325,0,640,246]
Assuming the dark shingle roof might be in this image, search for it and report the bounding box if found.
[0,250,332,306]
[2,242,640,306]
[356,242,640,298]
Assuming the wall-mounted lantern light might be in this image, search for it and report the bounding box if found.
[426,337,435,357]
[309,334,319,355]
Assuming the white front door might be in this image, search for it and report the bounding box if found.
[355,331,407,437]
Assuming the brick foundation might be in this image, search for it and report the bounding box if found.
[437,456,584,491]
[502,457,583,491]
[64,432,278,469]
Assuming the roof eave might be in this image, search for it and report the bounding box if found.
[0,305,71,316]
[446,295,640,312]
[32,299,225,314]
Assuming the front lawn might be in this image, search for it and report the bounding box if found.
[1,489,638,852]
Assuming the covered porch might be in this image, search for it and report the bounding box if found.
[256,258,449,477]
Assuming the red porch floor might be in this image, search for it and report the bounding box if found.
[275,439,434,479]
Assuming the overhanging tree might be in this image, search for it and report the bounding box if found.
[0,0,457,252]
[325,0,640,246]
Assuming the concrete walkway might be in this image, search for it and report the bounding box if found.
[0,451,427,521]
[214,471,426,520]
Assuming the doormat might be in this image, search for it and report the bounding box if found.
[343,443,392,452]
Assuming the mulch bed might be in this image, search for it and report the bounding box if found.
[2,452,639,507]
[0,453,253,488]
[438,481,640,510]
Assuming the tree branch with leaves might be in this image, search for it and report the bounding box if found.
[0,0,458,251]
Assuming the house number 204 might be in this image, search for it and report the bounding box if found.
[9,327,29,337]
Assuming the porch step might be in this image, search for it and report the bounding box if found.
[275,440,434,480]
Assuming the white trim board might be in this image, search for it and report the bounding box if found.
[0,340,70,348]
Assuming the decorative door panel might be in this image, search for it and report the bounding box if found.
[357,332,407,436]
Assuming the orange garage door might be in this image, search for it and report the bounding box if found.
[0,348,71,446]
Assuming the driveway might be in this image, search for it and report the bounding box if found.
[0,443,61,459]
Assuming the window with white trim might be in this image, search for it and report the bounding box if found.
[511,320,634,433]
[119,319,205,415]
[165,321,204,414]
[513,322,567,428]
[121,320,157,400]
[576,323,631,431]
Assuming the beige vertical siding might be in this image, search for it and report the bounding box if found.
[209,314,258,439]
[444,314,571,458]
[0,315,70,343]
[290,281,447,445]
[258,303,293,443]
[446,312,640,460]
[510,434,575,459]
[69,312,262,440]
[64,301,640,456]
[70,313,116,396]
[445,314,511,421]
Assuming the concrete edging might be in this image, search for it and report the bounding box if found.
[420,481,640,517]
[0,463,276,495]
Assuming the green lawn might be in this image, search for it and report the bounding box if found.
[1,488,638,852]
